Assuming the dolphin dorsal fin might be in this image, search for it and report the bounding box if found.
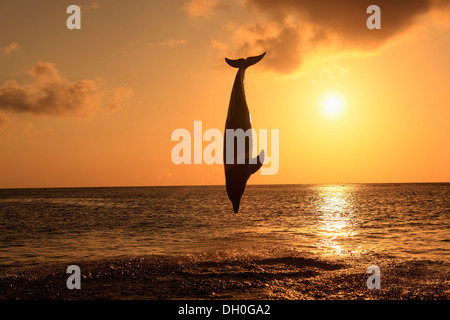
[225,52,266,69]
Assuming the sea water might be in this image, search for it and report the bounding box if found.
[1,183,448,275]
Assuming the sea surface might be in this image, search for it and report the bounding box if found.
[0,184,449,299]
[1,183,448,273]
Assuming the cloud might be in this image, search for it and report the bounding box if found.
[79,2,101,10]
[212,0,450,73]
[0,62,132,117]
[184,0,228,18]
[230,20,303,73]
[4,43,20,56]
[0,112,9,126]
[155,39,187,48]
[108,87,133,111]
[131,39,188,49]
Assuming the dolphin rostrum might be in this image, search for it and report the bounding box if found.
[224,52,266,213]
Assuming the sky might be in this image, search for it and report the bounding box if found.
[0,0,449,188]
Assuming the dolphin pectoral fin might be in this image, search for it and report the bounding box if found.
[249,149,265,176]
[225,52,266,69]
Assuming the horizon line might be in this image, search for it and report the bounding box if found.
[0,181,449,190]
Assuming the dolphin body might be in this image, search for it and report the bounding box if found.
[224,52,266,213]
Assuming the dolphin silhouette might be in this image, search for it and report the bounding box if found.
[224,52,266,213]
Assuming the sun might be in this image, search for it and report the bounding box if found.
[325,97,342,114]
[321,93,346,118]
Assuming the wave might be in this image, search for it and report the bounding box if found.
[1,248,448,300]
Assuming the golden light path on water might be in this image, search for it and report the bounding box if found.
[313,185,359,256]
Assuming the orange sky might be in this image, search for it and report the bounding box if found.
[0,0,449,188]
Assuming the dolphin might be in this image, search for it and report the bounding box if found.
[224,52,266,213]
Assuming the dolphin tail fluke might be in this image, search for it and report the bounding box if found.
[225,52,266,69]
[250,149,265,176]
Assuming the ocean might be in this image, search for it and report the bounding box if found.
[0,183,449,299]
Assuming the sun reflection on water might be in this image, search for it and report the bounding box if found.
[313,185,358,256]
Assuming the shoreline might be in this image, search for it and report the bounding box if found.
[1,253,448,300]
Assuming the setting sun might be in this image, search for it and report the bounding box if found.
[321,93,345,118]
